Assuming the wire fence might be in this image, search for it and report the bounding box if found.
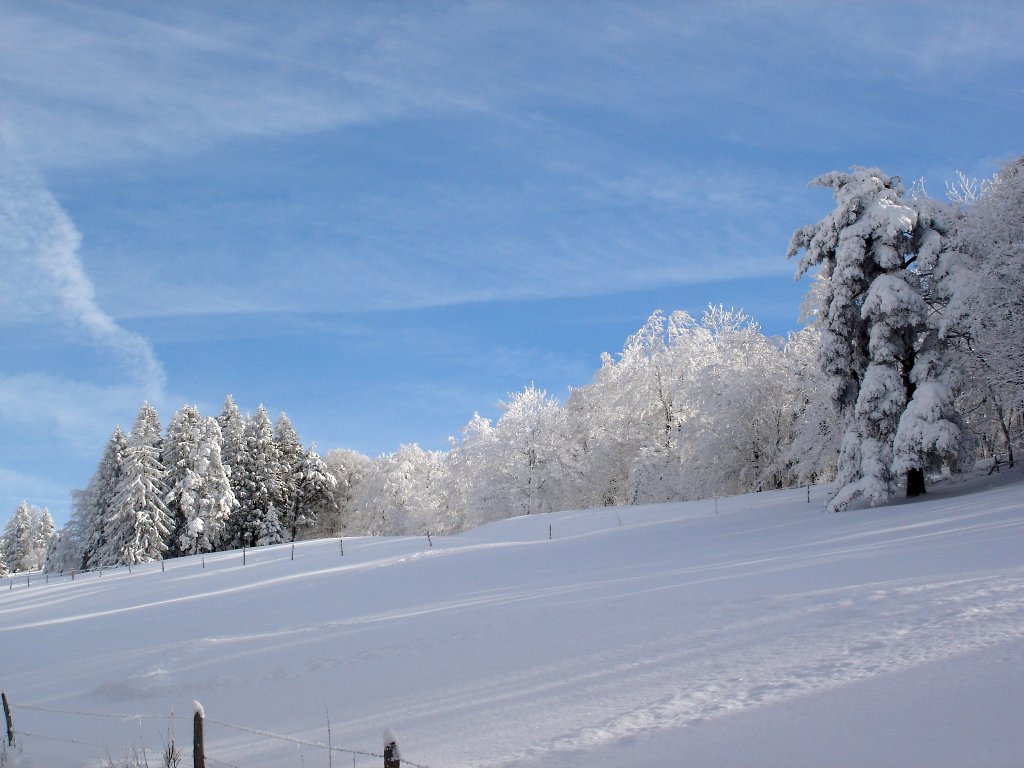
[3,694,431,768]
[1,536,413,593]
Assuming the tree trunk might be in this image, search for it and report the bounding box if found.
[906,467,926,498]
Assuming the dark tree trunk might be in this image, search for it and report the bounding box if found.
[906,467,926,498]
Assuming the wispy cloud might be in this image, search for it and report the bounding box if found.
[0,126,166,398]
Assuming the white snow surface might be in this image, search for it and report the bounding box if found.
[2,470,1023,767]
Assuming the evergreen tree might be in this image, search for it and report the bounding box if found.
[101,403,172,565]
[0,545,7,577]
[0,502,55,573]
[788,168,967,511]
[175,417,237,555]
[217,394,246,498]
[288,445,339,541]
[274,412,305,538]
[164,404,204,556]
[1,502,35,572]
[54,427,129,571]
[255,502,284,547]
[228,405,285,547]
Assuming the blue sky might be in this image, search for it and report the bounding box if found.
[1,1,1022,525]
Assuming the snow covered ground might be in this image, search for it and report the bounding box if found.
[2,469,1023,767]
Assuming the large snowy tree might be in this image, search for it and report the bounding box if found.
[350,444,450,535]
[164,404,205,556]
[217,394,247,502]
[287,445,339,541]
[274,412,305,537]
[228,405,286,548]
[101,403,173,565]
[939,156,1024,466]
[50,426,129,572]
[173,417,238,555]
[789,168,969,511]
[320,448,372,536]
[0,502,55,573]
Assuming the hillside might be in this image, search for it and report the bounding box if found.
[2,470,1023,767]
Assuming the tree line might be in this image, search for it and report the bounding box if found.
[3,154,1021,571]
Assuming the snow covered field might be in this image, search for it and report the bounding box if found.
[2,470,1023,767]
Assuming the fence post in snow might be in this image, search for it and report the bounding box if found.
[2,691,14,747]
[807,485,811,503]
[291,543,295,561]
[339,538,344,557]
[192,700,205,768]
[427,532,432,547]
[383,729,400,768]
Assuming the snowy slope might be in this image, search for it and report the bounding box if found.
[2,470,1023,767]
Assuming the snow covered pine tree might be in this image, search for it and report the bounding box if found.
[788,168,968,511]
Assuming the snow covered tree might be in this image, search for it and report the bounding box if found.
[789,168,968,511]
[0,545,7,577]
[320,448,372,536]
[274,412,305,536]
[255,502,284,547]
[446,413,501,525]
[101,402,172,565]
[782,326,840,485]
[939,155,1024,465]
[173,417,237,555]
[350,444,451,535]
[51,426,129,571]
[164,404,204,556]
[0,502,55,573]
[287,445,339,541]
[669,307,804,499]
[566,311,690,507]
[217,394,246,500]
[228,405,286,548]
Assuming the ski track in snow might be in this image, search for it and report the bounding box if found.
[1,473,1023,767]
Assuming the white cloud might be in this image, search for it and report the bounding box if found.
[0,128,166,399]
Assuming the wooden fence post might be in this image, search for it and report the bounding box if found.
[2,691,14,747]
[383,730,400,768]
[192,701,205,768]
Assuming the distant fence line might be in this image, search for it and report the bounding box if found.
[3,536,456,593]
[4,537,367,592]
[3,691,429,768]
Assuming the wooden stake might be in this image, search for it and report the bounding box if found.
[2,691,14,747]
[193,708,205,768]
[326,707,333,768]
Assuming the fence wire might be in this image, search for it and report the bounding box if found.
[8,696,432,768]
